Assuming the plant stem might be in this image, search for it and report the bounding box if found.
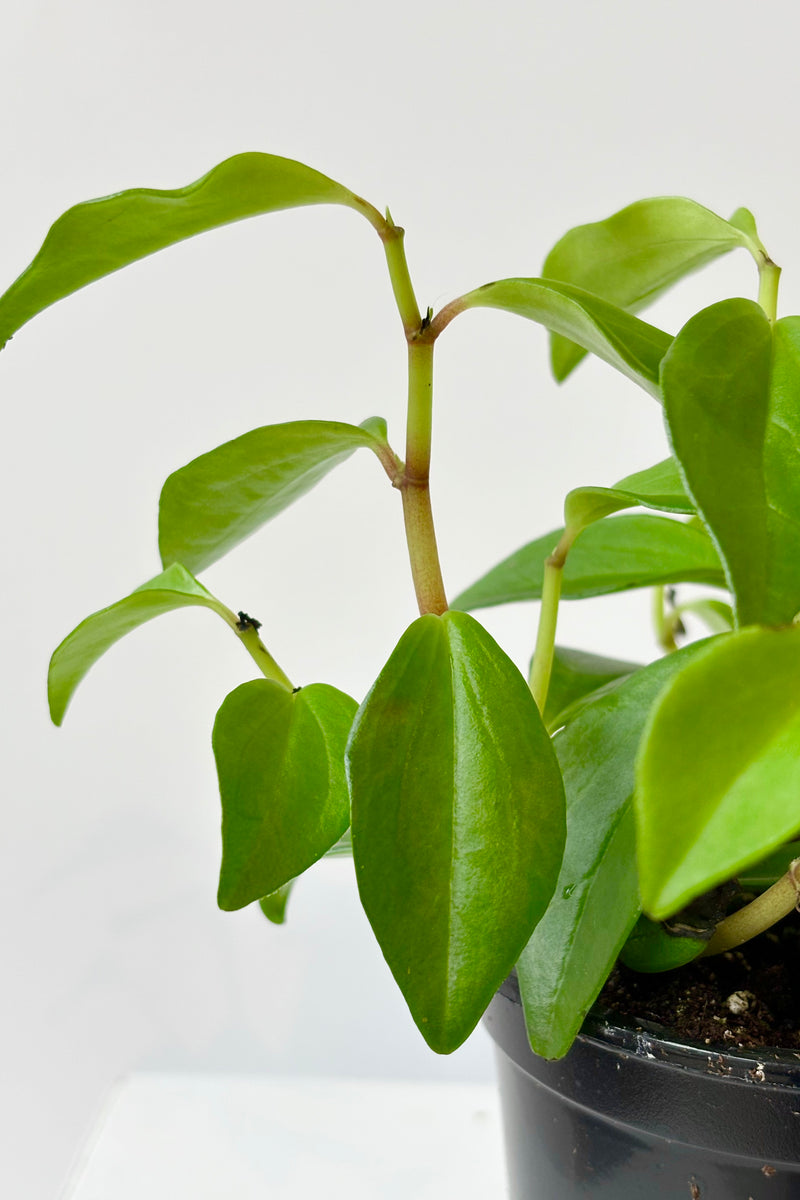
[758,256,781,324]
[702,860,800,956]
[219,608,294,690]
[377,215,447,616]
[380,220,422,336]
[652,585,678,653]
[529,529,573,712]
[401,340,448,615]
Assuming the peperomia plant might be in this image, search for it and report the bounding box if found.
[4,154,800,1060]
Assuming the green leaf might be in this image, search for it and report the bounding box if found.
[543,646,641,732]
[618,914,705,973]
[259,885,293,925]
[451,514,726,612]
[346,611,565,1054]
[564,457,694,535]
[662,301,800,626]
[214,680,356,910]
[159,418,390,573]
[48,562,233,724]
[459,278,671,398]
[636,626,800,919]
[0,153,373,349]
[516,640,714,1058]
[543,197,760,380]
[256,827,354,925]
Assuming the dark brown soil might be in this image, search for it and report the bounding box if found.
[599,916,800,1050]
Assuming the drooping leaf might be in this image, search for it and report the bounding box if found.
[346,611,565,1053]
[159,418,391,573]
[636,626,800,919]
[564,456,694,535]
[662,301,800,626]
[543,197,760,380]
[543,646,641,732]
[0,153,375,349]
[48,563,234,724]
[517,639,714,1059]
[214,680,356,910]
[451,514,726,612]
[458,278,671,398]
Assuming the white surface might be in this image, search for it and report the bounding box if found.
[5,2,800,1197]
[61,1075,505,1199]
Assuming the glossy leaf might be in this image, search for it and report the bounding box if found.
[517,640,713,1059]
[543,646,641,732]
[564,457,694,535]
[214,680,356,910]
[159,418,390,573]
[459,278,671,398]
[0,153,373,349]
[346,611,565,1053]
[49,563,232,724]
[451,514,726,612]
[636,626,800,919]
[543,197,759,380]
[662,301,800,626]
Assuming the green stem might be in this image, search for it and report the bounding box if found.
[529,528,573,712]
[758,256,781,324]
[702,860,800,956]
[401,340,447,615]
[220,609,294,690]
[652,585,678,653]
[381,220,422,336]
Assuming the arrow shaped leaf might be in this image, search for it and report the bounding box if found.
[48,562,234,724]
[346,611,565,1053]
[636,625,800,918]
[214,679,356,909]
[159,418,391,573]
[543,197,760,380]
[451,514,726,612]
[0,152,373,349]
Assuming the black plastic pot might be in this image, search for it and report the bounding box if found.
[484,974,800,1198]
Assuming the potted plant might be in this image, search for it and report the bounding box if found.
[3,154,800,1195]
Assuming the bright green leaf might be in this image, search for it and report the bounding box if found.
[0,153,374,349]
[517,640,714,1058]
[739,840,800,891]
[662,301,800,626]
[48,562,234,724]
[636,626,800,919]
[543,646,641,732]
[564,457,694,535]
[451,514,726,612]
[459,278,671,398]
[214,680,356,910]
[542,197,760,380]
[346,611,565,1054]
[159,418,390,573]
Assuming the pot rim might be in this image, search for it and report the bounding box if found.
[502,973,800,1089]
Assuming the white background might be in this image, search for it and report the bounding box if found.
[2,2,800,1195]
